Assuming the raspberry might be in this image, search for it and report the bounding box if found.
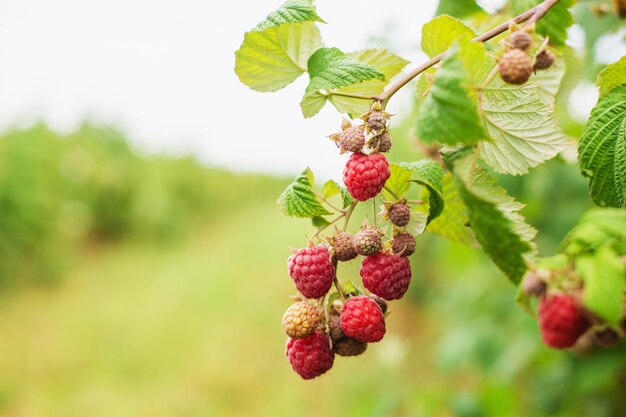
[508,30,532,51]
[534,50,555,70]
[328,311,344,342]
[499,49,533,85]
[343,152,391,201]
[282,301,321,339]
[391,233,416,257]
[354,228,383,256]
[286,330,334,379]
[387,203,410,227]
[340,295,386,343]
[332,232,358,262]
[339,126,365,153]
[367,111,388,132]
[370,132,392,153]
[361,252,412,300]
[334,337,367,357]
[370,294,388,314]
[538,294,591,349]
[288,245,334,298]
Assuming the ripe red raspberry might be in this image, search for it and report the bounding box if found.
[282,301,321,339]
[288,246,334,298]
[360,252,411,300]
[387,203,410,227]
[334,337,367,357]
[499,49,533,85]
[367,111,388,132]
[508,30,532,51]
[534,50,555,70]
[340,295,386,343]
[339,126,365,153]
[343,152,391,201]
[354,228,382,256]
[285,330,334,379]
[391,233,416,257]
[332,232,358,262]
[538,294,591,349]
[370,132,392,153]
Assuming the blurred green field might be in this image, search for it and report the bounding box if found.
[0,125,625,417]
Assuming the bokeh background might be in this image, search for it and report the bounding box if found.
[0,0,625,416]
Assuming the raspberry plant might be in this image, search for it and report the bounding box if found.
[236,0,626,379]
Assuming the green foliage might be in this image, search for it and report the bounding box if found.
[435,0,482,18]
[448,151,537,284]
[577,246,625,326]
[397,161,444,223]
[235,23,323,92]
[427,173,479,247]
[253,0,325,31]
[277,168,331,218]
[322,179,353,209]
[578,85,626,207]
[512,0,575,46]
[301,47,385,117]
[561,208,626,256]
[421,15,475,58]
[0,124,279,288]
[596,56,626,97]
[415,42,486,145]
[235,0,324,92]
[328,49,408,117]
[480,77,569,175]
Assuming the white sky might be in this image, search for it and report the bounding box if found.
[0,0,442,179]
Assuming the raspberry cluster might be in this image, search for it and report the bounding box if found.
[282,106,421,379]
[499,29,555,85]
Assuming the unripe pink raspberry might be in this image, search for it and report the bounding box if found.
[354,228,383,256]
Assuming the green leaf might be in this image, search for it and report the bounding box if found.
[416,42,486,145]
[328,49,409,117]
[426,173,479,247]
[577,246,625,326]
[597,56,626,98]
[421,15,475,58]
[579,85,626,208]
[532,56,566,106]
[436,0,482,18]
[561,208,626,256]
[381,163,412,199]
[322,179,354,209]
[397,160,445,223]
[512,0,575,46]
[311,216,331,227]
[253,0,325,31]
[300,47,385,117]
[456,37,493,87]
[448,151,538,284]
[480,77,569,175]
[235,22,323,92]
[277,168,332,218]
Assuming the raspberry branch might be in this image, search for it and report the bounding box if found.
[372,0,561,108]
